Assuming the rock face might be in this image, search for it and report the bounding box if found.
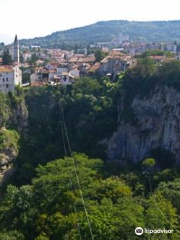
[108,85,180,162]
[11,100,29,133]
[0,149,17,186]
[0,129,20,186]
[0,99,28,186]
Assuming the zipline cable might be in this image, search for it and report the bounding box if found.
[59,101,95,240]
[59,104,82,240]
[147,171,180,235]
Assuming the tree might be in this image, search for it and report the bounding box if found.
[89,177,132,203]
[2,48,12,65]
[28,54,38,66]
[145,193,180,239]
[142,158,156,169]
[82,197,144,240]
[157,178,180,213]
[95,50,108,62]
[0,231,24,240]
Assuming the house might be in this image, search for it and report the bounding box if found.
[98,54,132,77]
[68,56,95,70]
[149,55,165,63]
[22,51,32,62]
[69,69,79,78]
[57,64,69,76]
[88,62,101,76]
[0,65,22,93]
[45,62,59,70]
[30,73,40,86]
[60,72,70,85]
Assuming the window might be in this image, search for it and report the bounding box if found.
[6,78,8,82]
[3,78,5,82]
[6,84,8,88]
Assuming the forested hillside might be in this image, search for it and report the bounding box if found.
[1,57,180,239]
[20,20,180,48]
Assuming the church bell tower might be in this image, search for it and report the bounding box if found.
[14,35,19,63]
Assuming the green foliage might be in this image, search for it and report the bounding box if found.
[28,54,38,66]
[157,178,180,214]
[141,50,174,58]
[13,77,120,184]
[142,158,156,168]
[0,129,19,153]
[95,49,108,62]
[0,93,11,127]
[122,57,156,102]
[145,193,180,239]
[20,20,180,48]
[120,57,157,122]
[22,73,30,84]
[2,48,12,65]
[1,60,180,239]
[0,231,24,240]
[120,59,180,125]
[156,60,180,91]
[86,197,144,240]
[0,154,145,240]
[1,152,180,239]
[73,77,101,94]
[34,233,49,240]
[89,177,132,203]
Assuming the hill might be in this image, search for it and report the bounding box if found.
[19,20,180,48]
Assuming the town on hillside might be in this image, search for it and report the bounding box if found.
[0,33,179,93]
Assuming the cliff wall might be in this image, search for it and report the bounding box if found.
[108,85,180,162]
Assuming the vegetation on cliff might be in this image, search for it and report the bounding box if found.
[1,55,180,239]
[0,129,19,155]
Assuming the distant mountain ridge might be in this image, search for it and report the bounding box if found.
[20,20,180,48]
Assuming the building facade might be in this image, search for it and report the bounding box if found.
[0,65,22,93]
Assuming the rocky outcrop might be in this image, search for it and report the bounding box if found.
[0,97,28,186]
[11,100,28,133]
[0,128,19,186]
[0,150,17,186]
[108,85,180,162]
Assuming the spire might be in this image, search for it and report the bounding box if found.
[14,34,19,63]
[14,34,18,43]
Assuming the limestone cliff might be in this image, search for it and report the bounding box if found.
[10,99,28,133]
[0,129,19,186]
[108,85,180,162]
[0,97,28,186]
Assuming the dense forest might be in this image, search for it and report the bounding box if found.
[1,57,180,239]
[20,20,180,48]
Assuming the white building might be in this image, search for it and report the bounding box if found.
[0,65,22,93]
[69,69,79,78]
[60,72,70,85]
[57,66,68,75]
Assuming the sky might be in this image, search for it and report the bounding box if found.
[0,0,180,43]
